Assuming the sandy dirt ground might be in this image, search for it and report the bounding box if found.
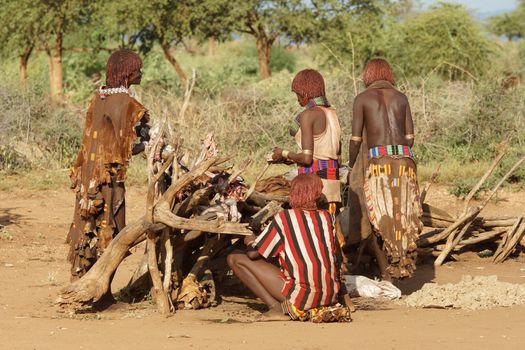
[1,185,524,350]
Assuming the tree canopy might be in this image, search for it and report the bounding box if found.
[489,1,525,41]
[203,0,317,79]
[0,0,517,97]
[392,3,494,79]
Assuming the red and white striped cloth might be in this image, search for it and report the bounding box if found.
[255,209,340,311]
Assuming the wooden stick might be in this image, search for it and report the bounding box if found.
[477,155,525,210]
[462,143,507,214]
[179,68,196,122]
[421,217,456,228]
[418,228,445,241]
[243,163,271,201]
[155,202,252,235]
[457,228,507,246]
[147,231,172,315]
[493,217,522,261]
[163,157,218,207]
[162,230,174,292]
[420,164,441,205]
[152,153,175,184]
[249,200,282,232]
[422,203,456,220]
[147,154,175,223]
[493,217,523,262]
[422,212,455,222]
[187,235,219,278]
[496,223,525,263]
[247,191,288,207]
[482,215,519,221]
[434,227,458,264]
[434,222,472,266]
[481,218,520,228]
[418,209,479,246]
[228,159,252,184]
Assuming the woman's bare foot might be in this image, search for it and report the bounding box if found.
[342,293,356,313]
[256,304,290,322]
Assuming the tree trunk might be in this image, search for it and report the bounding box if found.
[19,46,33,91]
[50,53,64,99]
[161,43,188,87]
[47,31,64,100]
[57,218,153,308]
[208,37,218,56]
[256,36,273,80]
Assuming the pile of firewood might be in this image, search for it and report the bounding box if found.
[417,147,525,266]
[56,126,290,315]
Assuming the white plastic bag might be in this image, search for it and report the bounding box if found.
[344,275,401,299]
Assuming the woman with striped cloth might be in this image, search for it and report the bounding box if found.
[227,174,351,322]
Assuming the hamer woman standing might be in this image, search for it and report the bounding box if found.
[66,49,150,282]
[349,58,422,280]
[271,69,342,221]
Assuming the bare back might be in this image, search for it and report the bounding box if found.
[352,87,414,148]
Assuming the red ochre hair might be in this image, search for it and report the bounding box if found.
[291,69,326,99]
[363,58,395,87]
[289,174,324,210]
[105,49,142,88]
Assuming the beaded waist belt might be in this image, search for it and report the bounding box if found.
[298,159,339,180]
[368,145,413,160]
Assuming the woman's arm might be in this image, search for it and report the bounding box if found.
[349,95,364,168]
[404,101,415,147]
[244,234,262,260]
[272,110,316,166]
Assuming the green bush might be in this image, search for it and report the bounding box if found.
[393,3,495,80]
[0,144,29,173]
[269,45,296,73]
[448,178,478,198]
[0,78,82,172]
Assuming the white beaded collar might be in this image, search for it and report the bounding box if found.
[98,86,136,99]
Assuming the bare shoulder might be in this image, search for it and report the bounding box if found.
[299,107,324,124]
[354,90,371,101]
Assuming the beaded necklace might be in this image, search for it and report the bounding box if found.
[294,96,331,125]
[98,86,135,99]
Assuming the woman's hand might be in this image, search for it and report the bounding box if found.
[272,147,284,162]
[267,147,293,165]
[244,234,257,247]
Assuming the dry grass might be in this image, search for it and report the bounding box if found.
[0,42,523,193]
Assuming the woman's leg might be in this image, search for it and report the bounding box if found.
[368,233,391,282]
[227,251,286,308]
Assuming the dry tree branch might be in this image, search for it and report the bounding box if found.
[420,154,525,248]
[420,164,441,205]
[147,231,172,315]
[57,157,251,310]
[179,68,196,122]
[462,143,507,214]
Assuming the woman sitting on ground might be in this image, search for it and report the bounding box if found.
[227,174,351,322]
